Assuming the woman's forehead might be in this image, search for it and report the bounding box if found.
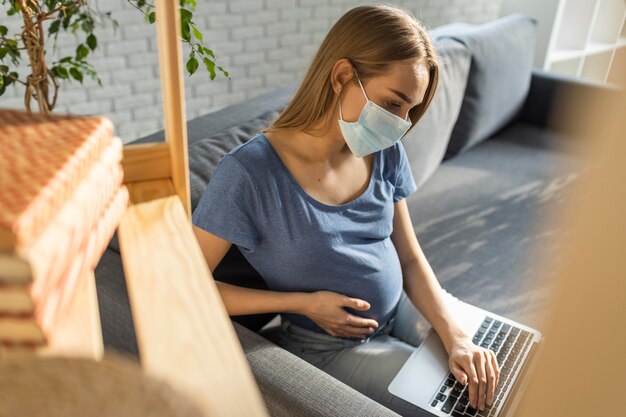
[370,62,429,105]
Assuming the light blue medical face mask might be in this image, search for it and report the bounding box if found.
[338,71,412,158]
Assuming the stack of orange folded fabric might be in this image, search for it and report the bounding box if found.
[0,108,129,349]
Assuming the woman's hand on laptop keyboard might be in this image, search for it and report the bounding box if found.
[447,335,501,411]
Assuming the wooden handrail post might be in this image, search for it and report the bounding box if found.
[155,0,191,218]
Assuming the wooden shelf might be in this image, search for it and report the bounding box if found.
[118,194,268,416]
[1,1,271,416]
[608,44,626,84]
[501,0,626,85]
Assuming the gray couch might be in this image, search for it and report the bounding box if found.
[95,14,623,417]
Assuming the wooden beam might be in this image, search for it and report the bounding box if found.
[122,142,172,183]
[46,269,104,359]
[125,178,176,206]
[155,0,191,218]
[117,195,269,416]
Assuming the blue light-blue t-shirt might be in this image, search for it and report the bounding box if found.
[191,132,418,340]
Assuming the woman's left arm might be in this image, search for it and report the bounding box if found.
[389,198,468,352]
[390,199,500,411]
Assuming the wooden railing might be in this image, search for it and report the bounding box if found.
[2,1,270,415]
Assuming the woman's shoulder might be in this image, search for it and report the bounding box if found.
[379,141,406,178]
[220,132,273,174]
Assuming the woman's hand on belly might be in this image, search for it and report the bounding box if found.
[301,290,380,338]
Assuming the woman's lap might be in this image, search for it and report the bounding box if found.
[276,290,434,417]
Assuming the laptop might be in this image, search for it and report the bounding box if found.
[388,289,542,417]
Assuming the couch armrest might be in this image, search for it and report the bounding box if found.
[232,321,402,417]
[519,68,623,134]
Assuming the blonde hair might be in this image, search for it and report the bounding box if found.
[261,4,441,137]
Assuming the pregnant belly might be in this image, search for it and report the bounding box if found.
[267,235,404,336]
[337,239,404,325]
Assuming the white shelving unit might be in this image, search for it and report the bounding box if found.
[500,0,626,85]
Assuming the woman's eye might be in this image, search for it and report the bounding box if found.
[386,101,401,109]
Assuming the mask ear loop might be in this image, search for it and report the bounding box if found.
[338,69,369,122]
[354,69,368,101]
[338,89,344,121]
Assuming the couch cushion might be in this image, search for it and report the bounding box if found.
[233,322,402,417]
[94,248,140,357]
[432,13,539,160]
[403,121,586,333]
[400,37,471,190]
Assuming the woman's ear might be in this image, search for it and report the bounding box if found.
[331,58,356,95]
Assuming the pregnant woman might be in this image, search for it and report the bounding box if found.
[192,4,499,416]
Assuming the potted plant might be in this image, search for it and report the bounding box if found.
[0,0,230,113]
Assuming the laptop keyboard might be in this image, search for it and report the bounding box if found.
[429,316,534,417]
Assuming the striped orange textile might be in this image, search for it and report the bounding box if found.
[0,108,114,251]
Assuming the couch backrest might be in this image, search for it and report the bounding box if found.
[431,13,539,160]
[400,37,471,190]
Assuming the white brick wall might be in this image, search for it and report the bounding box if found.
[0,0,502,143]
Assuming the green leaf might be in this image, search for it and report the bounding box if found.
[191,24,202,42]
[180,9,192,22]
[181,21,190,42]
[181,0,197,9]
[81,20,94,33]
[148,12,155,24]
[69,67,83,83]
[202,57,215,80]
[0,25,7,36]
[186,57,198,75]
[76,44,89,60]
[87,34,97,50]
[217,65,230,79]
[53,66,69,79]
[0,49,6,60]
[49,20,60,35]
[7,48,20,65]
[202,46,215,59]
[5,74,14,86]
[0,75,4,90]
[0,65,8,73]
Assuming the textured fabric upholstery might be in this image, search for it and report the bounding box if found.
[431,14,539,159]
[400,37,471,190]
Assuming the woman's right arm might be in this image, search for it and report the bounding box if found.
[192,225,308,316]
[193,225,378,337]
